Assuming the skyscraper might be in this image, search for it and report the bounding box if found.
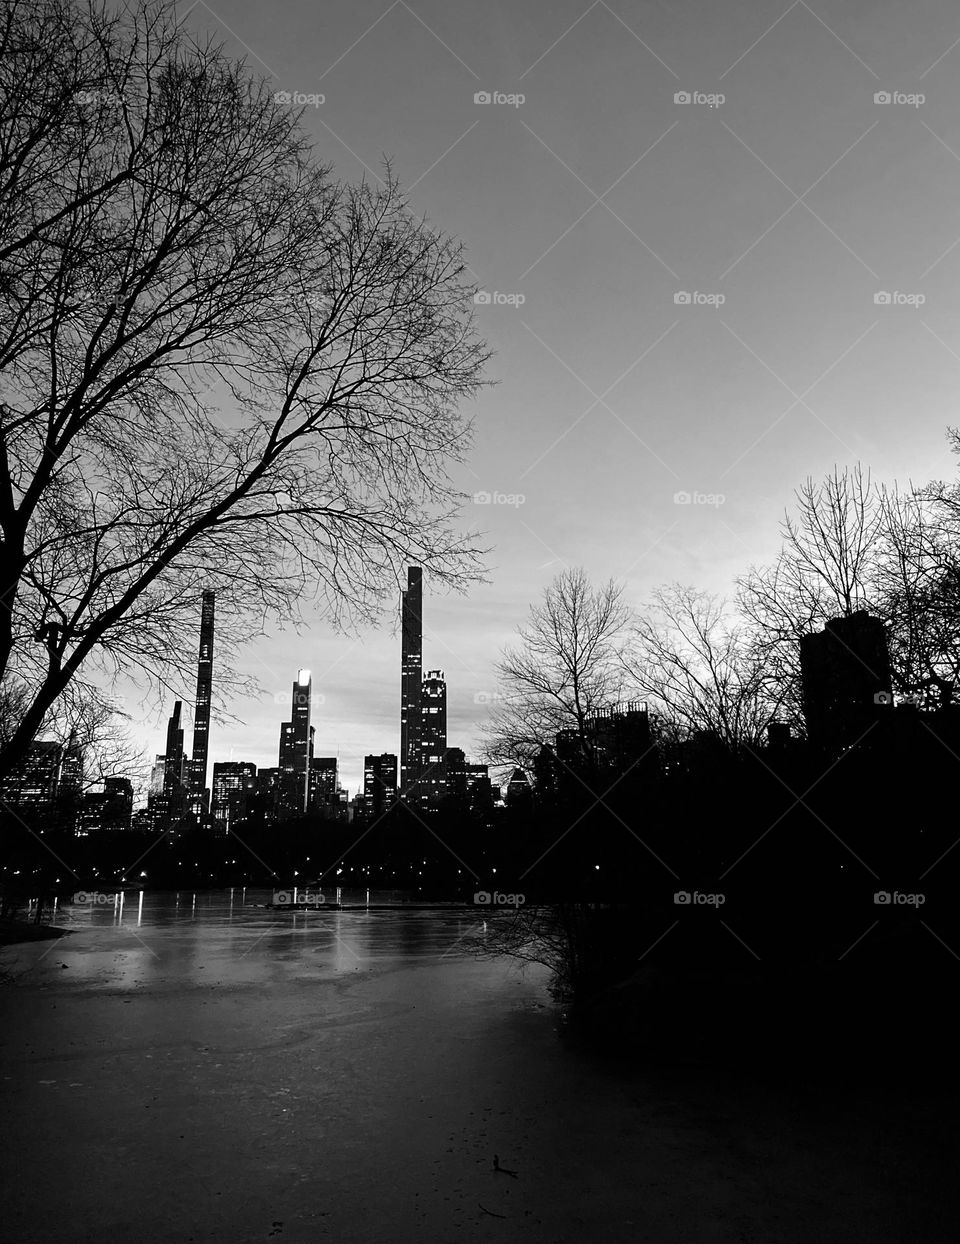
[419,669,447,805]
[147,701,189,831]
[188,590,215,819]
[308,756,338,814]
[364,752,398,818]
[211,761,257,835]
[400,566,423,796]
[277,669,313,819]
[800,611,892,757]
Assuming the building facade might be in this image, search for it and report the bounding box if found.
[277,670,313,820]
[308,756,339,815]
[400,567,423,796]
[211,761,257,835]
[419,669,447,805]
[800,611,892,757]
[363,753,398,819]
[188,590,215,819]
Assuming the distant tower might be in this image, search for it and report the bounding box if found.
[308,756,339,814]
[400,567,423,796]
[800,611,892,757]
[163,701,186,791]
[189,590,215,818]
[147,701,189,831]
[364,753,398,819]
[278,669,313,819]
[211,761,257,836]
[420,669,447,804]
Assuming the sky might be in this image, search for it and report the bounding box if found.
[126,0,960,796]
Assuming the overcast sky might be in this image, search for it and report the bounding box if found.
[127,0,960,795]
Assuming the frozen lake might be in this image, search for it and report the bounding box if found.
[1,890,957,1242]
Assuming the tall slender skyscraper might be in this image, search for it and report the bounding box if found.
[400,567,423,796]
[147,701,189,831]
[189,590,215,818]
[278,669,313,820]
[420,669,447,805]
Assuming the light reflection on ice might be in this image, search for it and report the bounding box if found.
[1,890,499,994]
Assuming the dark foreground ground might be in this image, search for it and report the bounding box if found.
[1,910,958,1243]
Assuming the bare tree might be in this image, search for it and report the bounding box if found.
[0,672,144,790]
[737,465,884,728]
[481,568,630,772]
[622,584,780,752]
[740,462,960,716]
[0,0,490,780]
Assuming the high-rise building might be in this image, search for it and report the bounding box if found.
[308,756,338,814]
[58,730,84,802]
[364,753,398,818]
[0,740,65,817]
[147,701,189,832]
[800,611,892,757]
[584,701,651,771]
[211,762,257,835]
[188,591,215,819]
[419,669,447,804]
[505,767,532,807]
[400,566,423,796]
[277,670,313,819]
[252,766,280,822]
[77,777,134,834]
[443,748,491,810]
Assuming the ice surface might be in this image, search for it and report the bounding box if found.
[1,891,956,1242]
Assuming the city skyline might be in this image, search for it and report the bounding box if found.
[111,0,960,796]
[133,578,490,806]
